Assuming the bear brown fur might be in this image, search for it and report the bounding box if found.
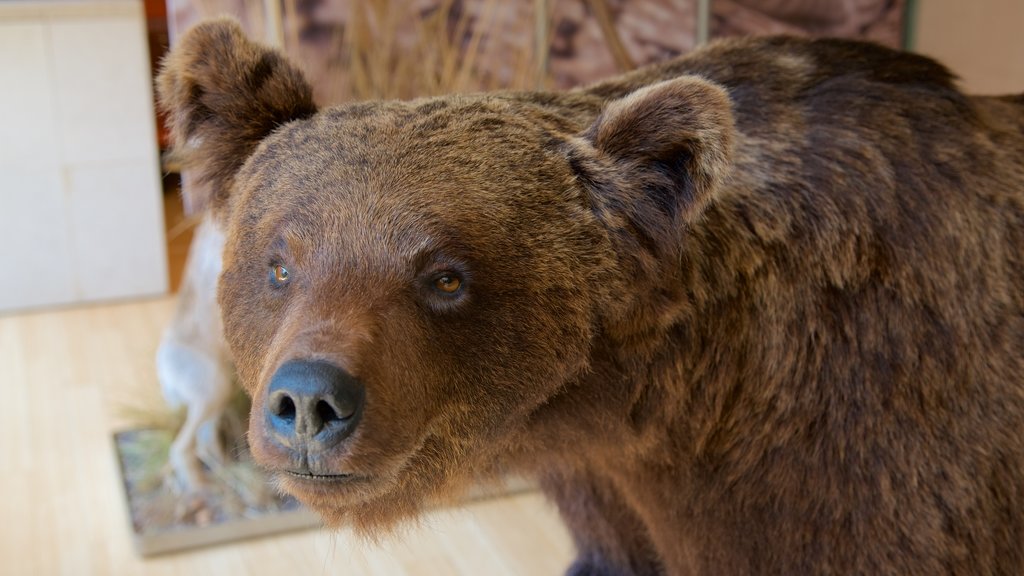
[159,18,1024,575]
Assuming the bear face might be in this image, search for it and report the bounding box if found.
[159,18,733,529]
[219,100,610,523]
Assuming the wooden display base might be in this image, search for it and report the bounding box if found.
[114,428,535,556]
[114,428,319,556]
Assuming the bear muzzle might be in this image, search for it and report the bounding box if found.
[261,359,364,477]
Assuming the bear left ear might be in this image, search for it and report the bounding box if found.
[568,76,735,249]
[157,18,317,214]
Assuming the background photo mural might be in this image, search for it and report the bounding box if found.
[165,0,905,104]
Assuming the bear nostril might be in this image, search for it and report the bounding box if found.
[273,393,297,422]
[315,398,357,424]
[316,399,339,423]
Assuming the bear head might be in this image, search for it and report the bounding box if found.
[158,18,734,531]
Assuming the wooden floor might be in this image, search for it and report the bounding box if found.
[162,183,195,293]
[0,297,575,575]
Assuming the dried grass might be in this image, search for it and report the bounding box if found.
[283,0,550,101]
[114,392,186,433]
[183,0,636,100]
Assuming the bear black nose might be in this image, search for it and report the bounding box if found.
[264,360,364,454]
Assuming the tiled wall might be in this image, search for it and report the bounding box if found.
[0,1,168,313]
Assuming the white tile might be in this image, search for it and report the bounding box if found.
[49,14,158,165]
[0,21,60,169]
[0,168,76,312]
[66,161,168,302]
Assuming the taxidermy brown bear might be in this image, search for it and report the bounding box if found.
[159,18,1024,575]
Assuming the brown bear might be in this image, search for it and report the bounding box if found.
[158,18,1024,575]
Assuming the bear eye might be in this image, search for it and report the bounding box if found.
[270,264,290,287]
[433,273,462,295]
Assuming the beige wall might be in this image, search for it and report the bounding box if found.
[915,0,1024,94]
[0,0,168,312]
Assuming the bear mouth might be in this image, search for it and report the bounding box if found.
[284,470,355,482]
[280,468,372,499]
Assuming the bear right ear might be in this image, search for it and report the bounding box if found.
[565,76,734,258]
[157,18,317,213]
